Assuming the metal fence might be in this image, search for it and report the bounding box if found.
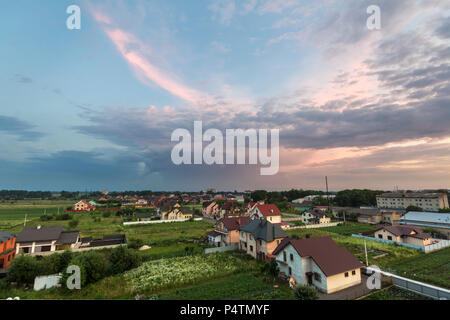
[364,267,450,300]
[352,234,450,253]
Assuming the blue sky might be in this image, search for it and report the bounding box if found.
[0,0,449,191]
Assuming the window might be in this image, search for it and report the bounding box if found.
[288,267,292,276]
[345,272,349,277]
[387,236,392,241]
[283,251,286,262]
[378,234,383,239]
[250,245,253,252]
[314,273,321,283]
[290,253,294,261]
[352,270,356,275]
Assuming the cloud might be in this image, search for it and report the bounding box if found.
[208,0,236,25]
[0,115,44,141]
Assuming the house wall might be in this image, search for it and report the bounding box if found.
[275,245,304,284]
[404,236,430,246]
[16,240,57,254]
[0,236,16,269]
[374,229,401,242]
[326,268,361,294]
[311,260,328,292]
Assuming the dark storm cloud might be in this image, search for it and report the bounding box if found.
[0,115,44,141]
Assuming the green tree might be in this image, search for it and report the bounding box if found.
[6,255,43,285]
[294,285,319,300]
[68,219,79,229]
[108,246,141,275]
[405,205,423,212]
[66,251,109,286]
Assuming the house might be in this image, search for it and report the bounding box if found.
[15,226,80,254]
[399,211,450,239]
[79,234,127,248]
[208,216,251,247]
[135,211,155,221]
[166,206,194,220]
[219,201,242,218]
[0,231,16,270]
[202,201,219,218]
[373,225,432,247]
[250,204,282,224]
[300,209,331,225]
[239,218,287,261]
[273,236,363,294]
[74,200,96,212]
[314,206,330,212]
[379,211,403,225]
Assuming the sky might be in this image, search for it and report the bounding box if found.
[0,0,449,192]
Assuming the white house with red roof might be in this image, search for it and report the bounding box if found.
[250,203,282,224]
[273,236,363,294]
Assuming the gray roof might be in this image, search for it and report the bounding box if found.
[16,226,64,243]
[55,231,80,245]
[240,219,287,242]
[402,212,450,225]
[0,231,14,243]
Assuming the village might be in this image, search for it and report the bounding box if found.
[1,189,449,300]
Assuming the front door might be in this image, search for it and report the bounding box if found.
[307,273,313,285]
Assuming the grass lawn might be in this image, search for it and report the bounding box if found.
[138,243,205,261]
[363,286,433,300]
[319,222,377,235]
[383,247,450,289]
[124,220,213,245]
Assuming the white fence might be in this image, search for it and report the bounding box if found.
[123,217,203,226]
[353,234,450,253]
[364,267,450,300]
[287,222,341,230]
[204,244,238,254]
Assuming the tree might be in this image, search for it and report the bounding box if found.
[68,219,79,229]
[108,246,141,275]
[405,205,423,212]
[6,255,43,285]
[294,285,319,300]
[67,251,109,286]
[268,259,279,278]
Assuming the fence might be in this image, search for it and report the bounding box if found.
[204,244,238,254]
[352,234,450,253]
[287,222,341,230]
[123,217,202,226]
[364,267,450,300]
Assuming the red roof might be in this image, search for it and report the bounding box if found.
[219,216,251,231]
[255,204,281,217]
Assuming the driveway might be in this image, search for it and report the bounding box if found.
[319,275,373,300]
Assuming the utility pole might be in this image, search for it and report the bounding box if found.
[364,239,369,266]
[325,176,330,209]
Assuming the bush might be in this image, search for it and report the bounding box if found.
[108,246,141,275]
[54,213,72,221]
[68,219,79,229]
[40,215,53,221]
[7,255,43,285]
[40,254,62,274]
[65,251,109,286]
[127,238,144,250]
[294,285,319,300]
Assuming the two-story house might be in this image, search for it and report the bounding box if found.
[239,218,287,261]
[250,204,282,224]
[273,236,363,294]
[202,201,219,218]
[207,216,251,247]
[74,200,96,212]
[300,209,331,225]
